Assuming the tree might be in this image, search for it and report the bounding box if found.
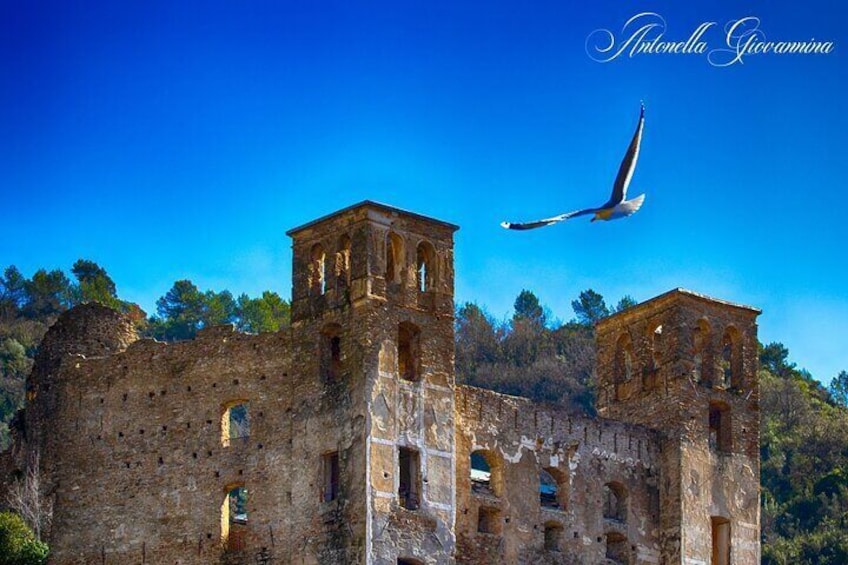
[70,259,120,309]
[513,290,545,328]
[612,295,637,313]
[829,371,848,407]
[0,511,48,565]
[203,290,237,328]
[454,303,501,380]
[151,280,207,340]
[21,270,73,319]
[571,289,609,325]
[6,453,52,542]
[760,342,797,378]
[236,292,291,334]
[0,267,27,319]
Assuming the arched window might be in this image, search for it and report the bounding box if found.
[320,323,343,382]
[615,333,634,383]
[386,232,403,285]
[335,234,352,289]
[416,241,436,292]
[470,450,502,497]
[309,244,326,296]
[398,322,421,381]
[709,402,732,453]
[692,319,711,384]
[605,531,629,564]
[221,400,250,447]
[221,484,248,550]
[644,324,663,390]
[603,482,627,523]
[651,324,662,371]
[720,326,741,389]
[544,521,563,552]
[539,467,567,510]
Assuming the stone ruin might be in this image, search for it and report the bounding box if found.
[0,201,760,564]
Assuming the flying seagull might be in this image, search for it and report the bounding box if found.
[501,104,646,230]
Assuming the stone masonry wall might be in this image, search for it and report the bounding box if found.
[455,385,661,565]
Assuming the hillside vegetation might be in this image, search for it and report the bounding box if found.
[2,261,847,562]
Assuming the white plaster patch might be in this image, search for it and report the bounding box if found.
[591,447,643,468]
[570,451,581,471]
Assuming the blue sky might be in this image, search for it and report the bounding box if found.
[1,0,846,383]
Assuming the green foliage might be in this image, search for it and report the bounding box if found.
[513,289,545,327]
[456,292,596,414]
[151,279,207,340]
[760,342,797,378]
[571,289,609,325]
[0,511,48,565]
[760,359,848,563]
[21,269,73,319]
[828,371,848,408]
[0,267,27,319]
[71,259,121,310]
[236,291,291,333]
[612,295,637,313]
[148,281,290,341]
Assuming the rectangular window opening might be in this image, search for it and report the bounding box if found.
[709,404,732,453]
[398,447,420,510]
[477,506,501,534]
[322,452,340,502]
[712,516,731,565]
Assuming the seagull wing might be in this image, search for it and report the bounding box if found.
[501,208,596,230]
[605,103,645,207]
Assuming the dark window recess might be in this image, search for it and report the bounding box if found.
[605,532,629,564]
[322,452,340,503]
[544,523,563,551]
[603,483,627,523]
[477,506,500,534]
[398,447,420,510]
[709,403,732,453]
[320,324,343,382]
[398,323,421,381]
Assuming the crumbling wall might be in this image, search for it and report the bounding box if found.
[455,386,661,565]
[6,302,369,565]
[38,324,295,564]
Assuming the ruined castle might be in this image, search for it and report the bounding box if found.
[1,202,761,564]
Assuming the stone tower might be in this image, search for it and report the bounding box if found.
[287,201,459,564]
[595,289,761,565]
